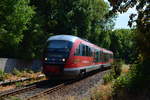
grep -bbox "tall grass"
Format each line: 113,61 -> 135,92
103,60 -> 123,84
0,69 -> 5,81
89,60 -> 124,100
112,59 -> 150,100
90,83 -> 112,100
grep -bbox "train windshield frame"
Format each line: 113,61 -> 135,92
47,40 -> 73,49
44,40 -> 73,58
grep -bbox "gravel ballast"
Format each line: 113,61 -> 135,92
36,70 -> 109,100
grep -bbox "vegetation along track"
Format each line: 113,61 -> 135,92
0,69 -> 109,100
0,74 -> 45,86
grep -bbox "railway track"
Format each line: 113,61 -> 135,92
0,80 -> 66,100
26,83 -> 65,100
0,80 -> 51,100
0,84 -> 37,99
0,69 -> 109,100
26,69 -> 109,100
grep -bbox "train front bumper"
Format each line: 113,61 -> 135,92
43,68 -> 80,79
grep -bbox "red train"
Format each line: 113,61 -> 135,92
42,35 -> 113,79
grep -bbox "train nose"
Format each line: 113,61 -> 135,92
43,64 -> 65,75
43,65 -> 61,73
43,57 -> 67,64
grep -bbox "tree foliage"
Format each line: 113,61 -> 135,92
30,0 -> 111,39
110,29 -> 138,63
0,0 -> 35,57
108,0 -> 150,95
0,0 -> 137,64
108,0 -> 150,60
0,0 -> 116,59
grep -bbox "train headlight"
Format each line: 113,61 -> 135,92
45,58 -> 48,61
62,58 -> 65,62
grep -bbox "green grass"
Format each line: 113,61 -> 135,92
9,96 -> 22,100
0,69 -> 5,81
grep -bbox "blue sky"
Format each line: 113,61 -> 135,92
104,0 -> 137,29
114,7 -> 137,29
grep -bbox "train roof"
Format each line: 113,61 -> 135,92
48,35 -> 113,54
47,35 -> 80,42
102,48 -> 113,54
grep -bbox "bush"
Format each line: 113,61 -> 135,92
9,96 -> 21,100
90,84 -> 112,100
113,74 -> 130,89
0,69 -> 5,81
15,82 -> 22,87
128,59 -> 150,90
24,69 -> 34,74
103,72 -> 114,84
103,60 -> 123,84
112,58 -> 150,99
12,68 -> 22,77
112,59 -> 123,78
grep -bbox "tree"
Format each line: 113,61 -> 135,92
108,0 -> 150,60
0,0 -> 116,59
109,29 -> 138,63
30,0 -> 111,38
0,0 -> 35,57
108,0 -> 150,95
21,0 -> 114,59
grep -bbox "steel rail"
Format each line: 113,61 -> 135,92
25,70 -> 109,100
0,70 -> 109,100
0,85 -> 37,99
26,83 -> 65,100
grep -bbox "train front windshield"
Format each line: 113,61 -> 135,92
44,40 -> 73,58
47,40 -> 72,49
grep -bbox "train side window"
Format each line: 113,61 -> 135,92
100,51 -> 103,62
86,46 -> 88,56
99,51 -> 100,62
74,46 -> 79,56
107,54 -> 110,61
110,54 -> 113,59
104,53 -> 109,62
105,53 -> 108,62
106,54 -> 108,62
94,49 -> 97,62
103,53 -> 106,62
79,44 -> 83,56
108,54 -> 111,60
86,45 -> 91,56
90,47 -> 93,57
74,44 -> 81,56
107,54 -> 109,61
83,44 -> 86,56
98,50 -> 100,62
89,47 -> 92,56
104,53 -> 106,62
96,50 -> 99,62
97,51 -> 99,62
